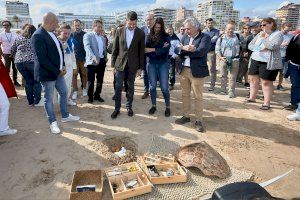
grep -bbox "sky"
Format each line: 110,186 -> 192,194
1,0 -> 300,25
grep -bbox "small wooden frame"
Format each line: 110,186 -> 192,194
70,170 -> 103,200
104,162 -> 153,200
138,156 -> 188,185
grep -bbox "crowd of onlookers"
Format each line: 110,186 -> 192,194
0,11 -> 299,136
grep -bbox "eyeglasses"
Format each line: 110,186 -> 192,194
260,24 -> 267,27
2,24 -> 10,27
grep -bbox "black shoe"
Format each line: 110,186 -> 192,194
277,85 -> 284,91
284,104 -> 297,111
112,95 -> 116,100
148,106 -> 156,115
88,98 -> 93,104
195,121 -> 204,132
175,116 -> 190,125
127,108 -> 133,117
111,110 -> 120,119
169,85 -> 174,91
94,96 -> 104,102
141,91 -> 149,99
244,82 -> 250,87
165,108 -> 171,117
14,81 -> 21,87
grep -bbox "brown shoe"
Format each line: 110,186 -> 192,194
141,91 -> 149,99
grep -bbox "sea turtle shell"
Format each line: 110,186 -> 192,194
176,142 -> 231,179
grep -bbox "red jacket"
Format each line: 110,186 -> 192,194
0,60 -> 17,98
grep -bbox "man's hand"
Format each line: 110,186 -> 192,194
92,57 -> 98,65
182,45 -> 196,52
188,45 -> 196,52
182,45 -> 190,51
59,69 -> 67,76
163,42 -> 170,48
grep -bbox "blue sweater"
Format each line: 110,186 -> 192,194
146,33 -> 171,64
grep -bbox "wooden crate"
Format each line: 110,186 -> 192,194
137,156 -> 188,185
104,162 -> 153,200
70,170 -> 103,200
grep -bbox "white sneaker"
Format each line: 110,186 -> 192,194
0,128 -> 17,136
61,114 -> 80,123
35,97 -> 45,107
50,121 -> 61,134
287,113 -> 300,121
68,99 -> 76,106
82,89 -> 87,97
72,91 -> 78,100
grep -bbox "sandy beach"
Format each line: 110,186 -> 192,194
0,65 -> 300,200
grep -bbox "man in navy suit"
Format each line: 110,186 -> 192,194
174,18 -> 211,132
31,12 -> 80,134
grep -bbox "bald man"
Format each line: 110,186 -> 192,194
31,12 -> 80,134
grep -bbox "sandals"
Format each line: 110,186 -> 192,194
260,105 -> 270,110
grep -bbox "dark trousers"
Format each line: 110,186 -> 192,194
113,74 -> 128,93
168,57 -> 176,86
15,61 -> 42,105
3,54 -> 18,83
114,64 -> 136,111
237,57 -> 249,83
143,55 -> 149,92
87,58 -> 106,100
289,62 -> 300,106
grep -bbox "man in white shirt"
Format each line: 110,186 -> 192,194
0,20 -> 20,86
111,11 -> 145,119
31,12 -> 80,134
83,20 -> 107,103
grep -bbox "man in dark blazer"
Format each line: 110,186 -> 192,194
174,17 -> 211,132
111,11 -> 145,119
31,12 -> 80,134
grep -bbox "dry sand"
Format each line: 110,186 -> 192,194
0,66 -> 300,200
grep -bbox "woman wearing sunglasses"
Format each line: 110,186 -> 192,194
246,18 -> 283,110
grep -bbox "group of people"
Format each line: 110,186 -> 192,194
0,11 -> 300,136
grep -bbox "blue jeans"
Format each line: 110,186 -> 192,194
147,62 -> 170,107
15,61 -> 42,105
143,57 -> 149,92
41,75 -> 69,124
168,58 -> 176,86
289,62 -> 300,107
114,64 -> 136,111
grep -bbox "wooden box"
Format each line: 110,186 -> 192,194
70,170 -> 103,200
137,155 -> 188,185
104,162 -> 153,200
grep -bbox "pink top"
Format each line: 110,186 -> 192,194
0,31 -> 17,54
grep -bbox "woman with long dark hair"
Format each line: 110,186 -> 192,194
11,24 -> 42,106
145,17 -> 171,117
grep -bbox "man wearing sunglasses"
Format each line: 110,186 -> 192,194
0,20 -> 20,86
